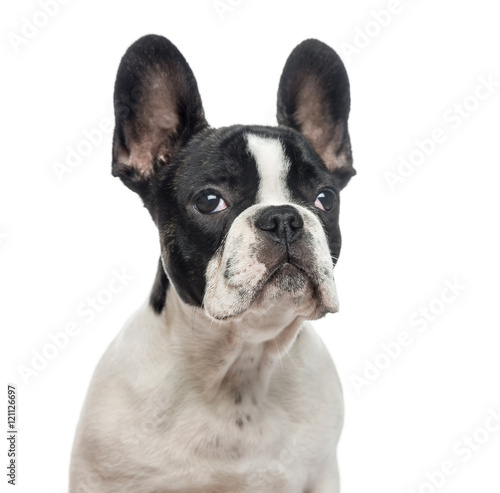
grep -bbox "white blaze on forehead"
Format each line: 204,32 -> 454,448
247,134 -> 291,204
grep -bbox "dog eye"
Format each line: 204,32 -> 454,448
194,192 -> 227,214
314,190 -> 336,212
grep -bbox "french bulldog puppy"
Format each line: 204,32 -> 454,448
69,34 -> 355,493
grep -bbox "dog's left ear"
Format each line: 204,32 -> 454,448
277,39 -> 355,189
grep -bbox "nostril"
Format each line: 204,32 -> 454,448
289,214 -> 304,231
259,216 -> 279,232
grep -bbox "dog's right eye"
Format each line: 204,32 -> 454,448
194,192 -> 228,214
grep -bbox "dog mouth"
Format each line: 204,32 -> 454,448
264,260 -> 307,283
203,237 -> 338,321
253,257 -> 316,298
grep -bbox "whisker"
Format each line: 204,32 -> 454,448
283,343 -> 296,368
274,338 -> 284,372
191,306 -> 196,334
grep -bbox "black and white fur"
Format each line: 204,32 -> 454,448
69,35 -> 355,493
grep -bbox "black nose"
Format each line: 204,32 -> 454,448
255,205 -> 304,245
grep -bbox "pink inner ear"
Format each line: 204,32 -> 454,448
119,73 -> 181,177
128,143 -> 155,177
294,76 -> 348,173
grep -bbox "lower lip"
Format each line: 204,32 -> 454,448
267,262 -> 307,282
280,262 -> 300,273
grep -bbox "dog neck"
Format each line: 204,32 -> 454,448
161,285 -> 304,403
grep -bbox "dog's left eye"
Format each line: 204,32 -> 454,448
314,190 -> 336,212
194,192 -> 228,214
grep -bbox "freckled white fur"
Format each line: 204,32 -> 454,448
70,291 -> 343,492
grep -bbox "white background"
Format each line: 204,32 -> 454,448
2,0 -> 500,491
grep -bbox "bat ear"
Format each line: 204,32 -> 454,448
277,39 -> 355,189
112,35 -> 208,197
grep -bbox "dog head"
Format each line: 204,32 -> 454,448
112,35 -> 355,323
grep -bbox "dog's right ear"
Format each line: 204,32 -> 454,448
112,35 -> 207,198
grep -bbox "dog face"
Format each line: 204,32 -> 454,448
112,35 -> 355,323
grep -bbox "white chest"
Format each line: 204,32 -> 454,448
122,379 -> 338,492
71,308 -> 343,493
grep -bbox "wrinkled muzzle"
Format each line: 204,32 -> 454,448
203,203 -> 339,321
